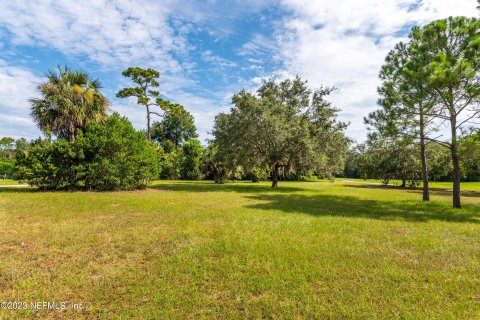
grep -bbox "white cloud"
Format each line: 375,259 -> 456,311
276,0 -> 478,141
1,0 -> 478,143
238,33 -> 279,56
0,60 -> 42,139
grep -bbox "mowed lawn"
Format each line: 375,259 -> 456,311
0,181 -> 479,319
0,179 -> 20,186
341,179 -> 480,192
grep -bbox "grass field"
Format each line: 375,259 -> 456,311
340,178 -> 480,192
0,180 -> 479,319
0,179 -> 20,186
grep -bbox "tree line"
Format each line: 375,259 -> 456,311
0,15 -> 479,209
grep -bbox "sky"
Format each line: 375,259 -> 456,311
0,0 -> 478,144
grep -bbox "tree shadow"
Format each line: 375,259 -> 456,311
244,193 -> 480,224
150,181 -> 305,194
2,181 -> 478,224
0,187 -> 38,193
152,181 -> 480,224
345,183 -> 480,198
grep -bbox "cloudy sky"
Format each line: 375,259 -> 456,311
0,0 -> 478,143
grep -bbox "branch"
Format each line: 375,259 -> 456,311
456,111 -> 480,129
425,137 -> 451,149
149,111 -> 164,117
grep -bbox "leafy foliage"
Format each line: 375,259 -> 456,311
181,139 -> 203,180
459,131 -> 480,181
200,144 -> 227,183
15,113 -> 160,190
117,67 -> 168,141
29,66 -> 109,142
359,135 -> 421,186
212,77 -> 349,187
0,137 -> 28,178
367,17 -> 480,208
151,104 -> 198,149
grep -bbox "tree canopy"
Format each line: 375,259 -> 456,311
151,103 -> 197,150
15,113 -> 160,190
212,77 -> 349,187
29,66 -> 109,142
117,67 -> 169,141
367,16 -> 480,208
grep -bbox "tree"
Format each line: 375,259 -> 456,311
0,137 -> 15,178
181,139 -> 203,180
15,113 -> 160,190
344,144 -> 365,179
116,67 -> 168,141
360,134 -> 422,187
366,39 -> 437,201
0,137 -> 15,159
212,77 -> 349,188
407,17 -> 480,208
459,130 -> 480,181
159,145 -> 183,180
426,142 -> 452,181
29,66 -> 109,142
200,144 -> 228,183
151,104 -> 197,148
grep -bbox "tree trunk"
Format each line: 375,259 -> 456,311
271,163 -> 279,188
450,116 -> 461,209
401,179 -> 406,188
419,112 -> 430,201
68,122 -> 75,142
451,145 -> 461,209
146,106 -> 151,141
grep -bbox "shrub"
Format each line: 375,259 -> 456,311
159,147 -> 183,180
181,139 -> 203,180
15,113 -> 160,191
249,166 -> 270,182
298,175 -> 320,182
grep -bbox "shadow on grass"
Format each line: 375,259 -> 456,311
345,183 -> 480,198
150,181 -> 306,194
0,187 -> 38,193
244,193 -> 480,224
154,181 -> 480,224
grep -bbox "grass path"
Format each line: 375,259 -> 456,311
0,181 -> 479,319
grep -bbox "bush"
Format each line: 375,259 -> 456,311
298,175 -> 320,182
214,169 -> 228,184
249,166 -> 270,182
181,139 -> 203,180
159,147 -> 183,180
15,113 -> 160,190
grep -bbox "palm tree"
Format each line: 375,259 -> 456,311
29,66 -> 109,142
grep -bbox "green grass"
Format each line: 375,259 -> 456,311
0,181 -> 479,319
0,179 -> 20,185
340,178 -> 480,192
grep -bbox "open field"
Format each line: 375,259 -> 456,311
0,180 -> 479,319
0,179 -> 19,186
340,179 -> 480,192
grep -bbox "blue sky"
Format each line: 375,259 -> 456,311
0,0 -> 477,143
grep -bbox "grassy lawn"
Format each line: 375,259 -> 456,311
0,181 -> 479,319
0,179 -> 20,186
340,178 -> 480,192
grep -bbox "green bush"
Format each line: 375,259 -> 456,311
249,166 -> 269,182
159,146 -> 183,180
15,113 -> 160,191
181,139 -> 203,180
298,175 -> 320,182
